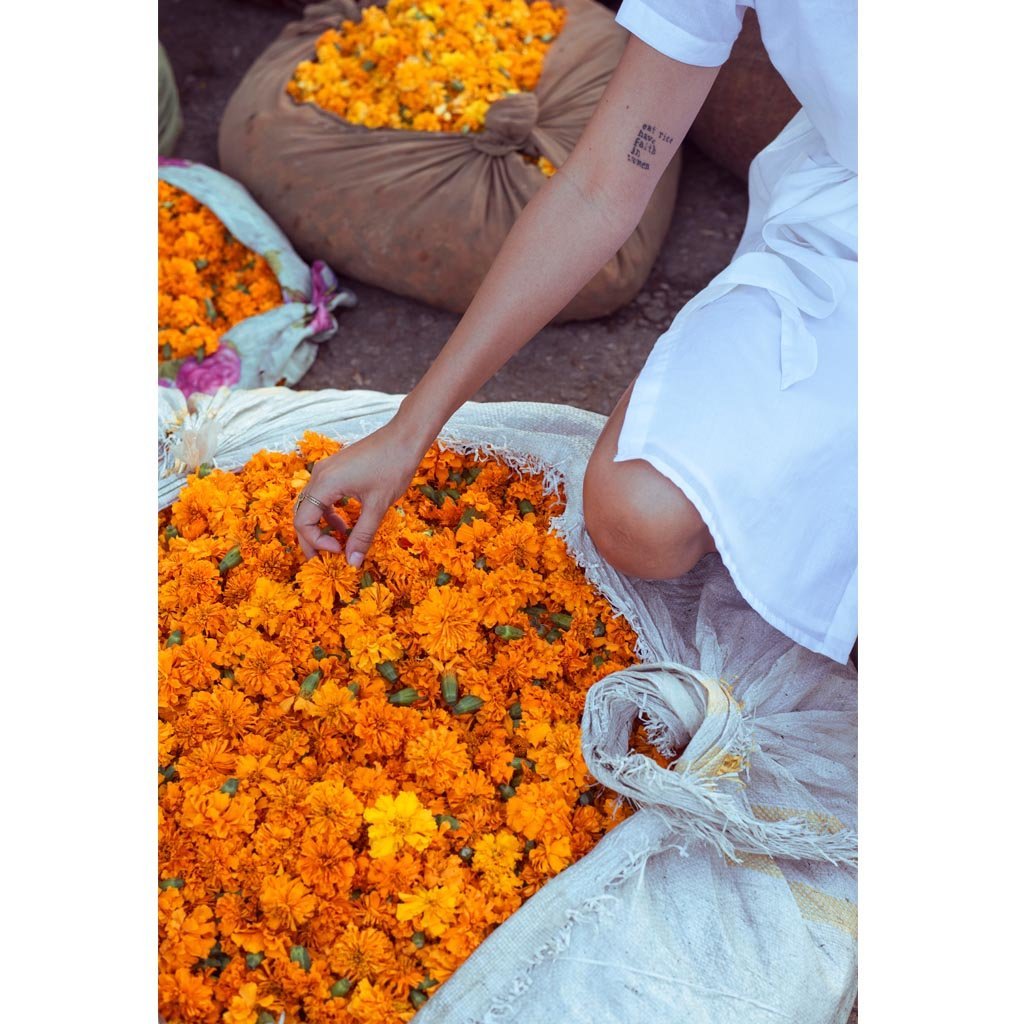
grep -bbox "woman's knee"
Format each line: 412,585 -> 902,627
582,452 -> 713,579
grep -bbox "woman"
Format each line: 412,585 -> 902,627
293,0 -> 858,664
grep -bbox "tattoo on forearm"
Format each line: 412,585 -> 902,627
627,123 -> 673,170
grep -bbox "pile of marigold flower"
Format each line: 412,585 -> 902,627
158,434 -> 640,1024
287,0 -> 565,175
159,181 -> 283,367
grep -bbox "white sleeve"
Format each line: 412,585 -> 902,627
614,0 -> 748,67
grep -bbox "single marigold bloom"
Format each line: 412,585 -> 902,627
296,552 -> 359,609
363,790 -> 437,859
346,977 -> 411,1024
395,883 -> 459,938
259,872 -> 318,931
410,584 -> 481,660
328,923 -> 394,981
297,829 -> 357,897
402,726 -> 472,786
304,778 -> 365,841
158,966 -> 217,1024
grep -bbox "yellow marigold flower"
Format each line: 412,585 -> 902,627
472,830 -> 521,877
363,790 -> 437,859
395,883 -> 459,937
259,872 -> 318,931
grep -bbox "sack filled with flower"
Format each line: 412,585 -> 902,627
159,159 -> 357,398
158,427 -> 653,1023
158,386 -> 857,1024
217,0 -> 681,322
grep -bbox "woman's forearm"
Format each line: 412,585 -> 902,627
391,166 -> 641,447
389,37 -> 720,450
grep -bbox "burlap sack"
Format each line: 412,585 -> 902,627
689,10 -> 800,181
218,0 -> 681,322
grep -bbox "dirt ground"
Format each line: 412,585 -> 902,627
158,2 -> 856,1019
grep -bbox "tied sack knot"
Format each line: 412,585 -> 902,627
472,91 -> 539,156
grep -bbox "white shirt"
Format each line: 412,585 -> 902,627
614,0 -> 857,172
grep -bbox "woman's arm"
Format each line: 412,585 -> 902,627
296,37 -> 721,563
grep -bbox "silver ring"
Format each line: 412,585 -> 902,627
296,490 -> 330,514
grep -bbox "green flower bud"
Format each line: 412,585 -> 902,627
197,462 -> 213,478
163,524 -> 180,539
435,570 -> 452,587
593,617 -> 607,637
410,990 -> 428,1009
452,695 -> 484,715
550,612 -> 572,630
458,846 -> 475,863
441,672 -> 459,705
507,701 -> 522,720
159,877 -> 184,890
493,624 -> 524,640
299,669 -> 323,698
498,784 -> 517,801
330,978 -> 352,998
518,499 -> 535,515
376,661 -> 399,684
218,546 -> 242,574
411,931 -> 426,949
220,778 -> 239,796
245,951 -> 264,969
388,687 -> 420,706
289,944 -> 311,971
165,630 -> 183,648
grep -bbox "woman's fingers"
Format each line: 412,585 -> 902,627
344,496 -> 388,568
294,497 -> 331,559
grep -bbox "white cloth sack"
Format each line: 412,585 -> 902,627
158,386 -> 858,1024
158,160 -> 357,394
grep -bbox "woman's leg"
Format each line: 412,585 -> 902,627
582,381 -> 716,579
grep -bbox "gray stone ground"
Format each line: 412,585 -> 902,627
158,1 -> 856,1019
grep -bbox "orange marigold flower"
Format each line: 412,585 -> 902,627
304,779 -> 365,842
328,923 -> 394,981
174,636 -> 222,689
158,966 -> 217,1024
296,552 -> 359,610
410,584 -> 481,660
528,833 -> 573,875
259,872 -> 318,931
363,790 -> 436,859
402,726 -> 472,787
296,829 -> 357,898
346,977 -> 410,1024
233,636 -> 294,698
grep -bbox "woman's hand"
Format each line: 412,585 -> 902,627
293,418 -> 429,565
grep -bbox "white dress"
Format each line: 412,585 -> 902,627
613,0 -> 858,663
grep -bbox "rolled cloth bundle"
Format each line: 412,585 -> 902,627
217,0 -> 682,322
